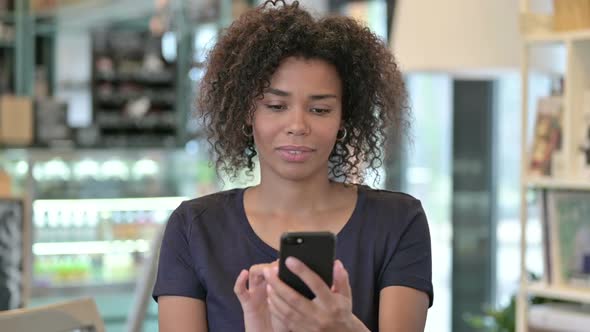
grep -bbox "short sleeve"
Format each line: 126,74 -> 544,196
152,207 -> 206,302
379,200 -> 434,307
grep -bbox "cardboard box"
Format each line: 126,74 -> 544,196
554,0 -> 590,31
0,95 -> 33,145
0,170 -> 10,196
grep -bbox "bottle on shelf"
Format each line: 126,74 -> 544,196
98,210 -> 113,241
87,209 -> 99,242
34,210 -> 47,243
47,209 -> 60,242
61,209 -> 73,243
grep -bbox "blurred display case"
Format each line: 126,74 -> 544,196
0,145 -> 218,298
31,196 -> 181,297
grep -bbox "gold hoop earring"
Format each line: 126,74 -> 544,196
242,125 -> 253,138
336,127 -> 347,141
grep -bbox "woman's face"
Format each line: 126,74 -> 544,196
252,56 -> 343,182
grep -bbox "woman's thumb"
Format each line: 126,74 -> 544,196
332,260 -> 352,298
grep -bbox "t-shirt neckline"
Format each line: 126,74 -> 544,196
236,184 -> 366,259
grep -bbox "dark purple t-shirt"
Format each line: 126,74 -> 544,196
152,185 -> 433,331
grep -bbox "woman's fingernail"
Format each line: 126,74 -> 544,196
286,256 -> 299,268
336,260 -> 343,269
263,268 -> 270,278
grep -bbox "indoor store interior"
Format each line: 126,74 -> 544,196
1,1 -> 590,331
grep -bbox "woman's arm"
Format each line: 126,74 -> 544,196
158,296 -> 208,332
379,286 -> 429,332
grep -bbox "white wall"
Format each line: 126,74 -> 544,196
55,32 -> 92,127
392,0 -> 522,73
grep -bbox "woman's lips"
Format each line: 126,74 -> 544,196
276,146 -> 315,162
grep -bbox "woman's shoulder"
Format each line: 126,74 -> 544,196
360,185 -> 422,209
357,185 -> 426,227
159,189 -> 248,259
171,188 -> 245,224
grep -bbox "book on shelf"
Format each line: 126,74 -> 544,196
546,190 -> 590,288
529,302 -> 590,332
529,96 -> 563,178
576,90 -> 590,179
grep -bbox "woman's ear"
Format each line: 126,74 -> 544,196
243,111 -> 254,136
246,105 -> 256,126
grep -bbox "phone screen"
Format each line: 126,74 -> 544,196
278,231 -> 335,299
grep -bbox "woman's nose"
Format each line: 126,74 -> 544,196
286,107 -> 310,136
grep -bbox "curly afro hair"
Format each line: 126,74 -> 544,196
198,0 -> 410,183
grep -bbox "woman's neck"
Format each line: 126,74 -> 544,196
250,174 -> 337,217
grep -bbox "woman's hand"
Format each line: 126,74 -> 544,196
234,261 -> 289,332
264,258 -> 369,332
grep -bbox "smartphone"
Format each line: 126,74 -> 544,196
278,231 -> 336,299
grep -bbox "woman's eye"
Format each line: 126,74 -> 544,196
266,104 -> 287,111
310,108 -> 330,114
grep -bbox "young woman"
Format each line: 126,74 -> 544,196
153,1 -> 433,331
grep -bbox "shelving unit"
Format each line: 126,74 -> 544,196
517,1 -> 590,331
1,0 -> 56,120
0,0 -> 47,97
1,145 -> 217,330
526,282 -> 590,304
524,29 -> 590,44
1,1 -> 226,330
91,25 -> 179,148
525,177 -> 590,190
0,3 -> 16,94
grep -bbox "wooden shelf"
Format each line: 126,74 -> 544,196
525,29 -> 590,45
525,177 -> 590,190
526,282 -> 590,304
524,32 -> 568,45
95,71 -> 174,84
519,7 -> 590,332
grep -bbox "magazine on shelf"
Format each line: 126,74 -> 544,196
547,190 -> 590,288
529,96 -> 563,177
540,190 -> 552,284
